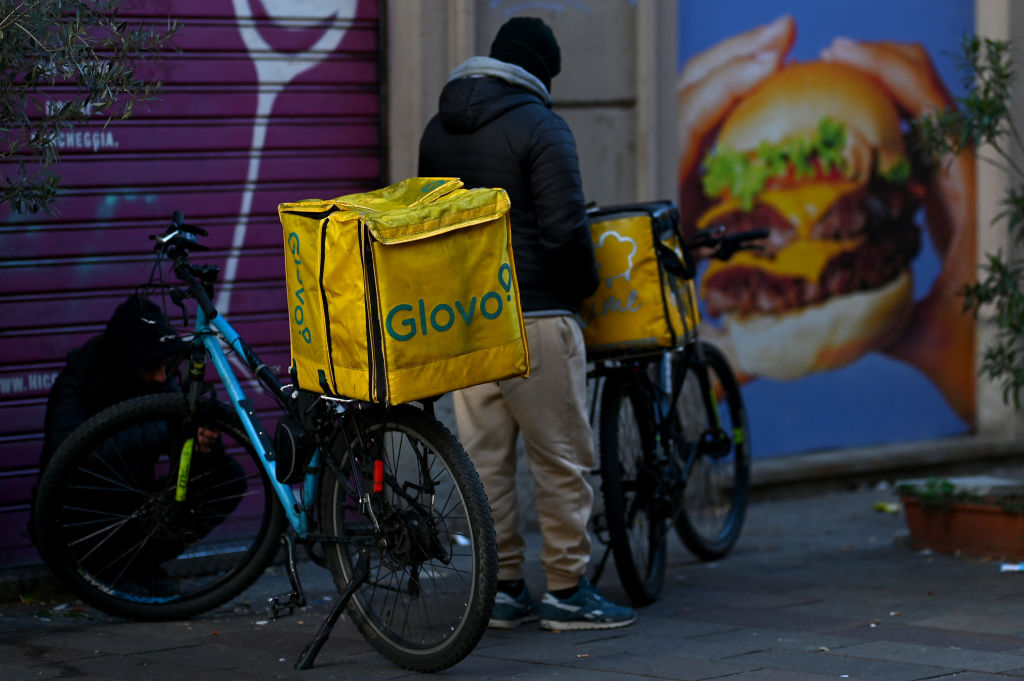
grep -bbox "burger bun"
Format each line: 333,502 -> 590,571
725,270 -> 913,380
717,61 -> 905,159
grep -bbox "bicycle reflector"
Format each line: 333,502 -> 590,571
373,460 -> 384,493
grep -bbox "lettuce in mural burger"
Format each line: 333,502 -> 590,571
697,61 -> 924,380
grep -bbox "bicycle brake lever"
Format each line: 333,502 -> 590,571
179,222 -> 208,238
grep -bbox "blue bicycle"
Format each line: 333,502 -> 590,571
32,213 -> 497,672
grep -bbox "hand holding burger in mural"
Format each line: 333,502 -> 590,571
678,16 -> 976,422
820,37 -> 976,420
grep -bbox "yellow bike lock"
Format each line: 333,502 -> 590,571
176,437 -> 195,501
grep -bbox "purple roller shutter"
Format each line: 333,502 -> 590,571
0,0 -> 382,567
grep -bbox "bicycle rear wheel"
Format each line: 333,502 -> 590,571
32,393 -> 286,620
318,405 -> 496,673
598,369 -> 667,606
673,341 -> 750,560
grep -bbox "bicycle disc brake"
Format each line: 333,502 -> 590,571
374,502 -> 450,571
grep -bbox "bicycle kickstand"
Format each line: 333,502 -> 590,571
268,533 -> 306,619
294,550 -> 370,671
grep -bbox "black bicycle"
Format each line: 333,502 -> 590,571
591,225 -> 765,606
32,213 -> 497,672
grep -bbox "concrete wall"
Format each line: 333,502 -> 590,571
385,0 -> 677,205
976,0 -> 1024,439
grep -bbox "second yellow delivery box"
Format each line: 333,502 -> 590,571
579,201 -> 700,358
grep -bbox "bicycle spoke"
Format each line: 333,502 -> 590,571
673,342 -> 750,560
34,394 -> 285,618
318,405 -> 495,671
599,371 -> 666,606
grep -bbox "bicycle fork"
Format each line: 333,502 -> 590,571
691,345 -> 734,460
172,347 -> 209,519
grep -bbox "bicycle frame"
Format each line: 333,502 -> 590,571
177,297 -> 487,672
591,343 -> 725,458
190,306 -> 320,537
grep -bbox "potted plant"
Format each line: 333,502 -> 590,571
898,478 -> 1024,560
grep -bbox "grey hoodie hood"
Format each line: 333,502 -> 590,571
438,56 -> 552,134
448,56 -> 552,103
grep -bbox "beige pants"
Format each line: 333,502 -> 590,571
454,315 -> 595,592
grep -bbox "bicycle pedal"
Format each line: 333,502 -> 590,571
267,592 -> 304,619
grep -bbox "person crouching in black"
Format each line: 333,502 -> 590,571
33,294 -> 246,588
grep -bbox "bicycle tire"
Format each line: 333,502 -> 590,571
598,370 -> 667,607
673,341 -> 751,560
318,405 -> 497,673
32,393 -> 287,620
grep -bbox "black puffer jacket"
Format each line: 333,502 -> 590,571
418,75 -> 599,312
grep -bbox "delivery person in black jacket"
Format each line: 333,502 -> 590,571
418,17 -> 635,631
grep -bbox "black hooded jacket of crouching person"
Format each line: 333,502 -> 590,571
38,292 -> 189,466
32,294 -> 246,563
40,294 -> 187,469
417,58 -> 599,313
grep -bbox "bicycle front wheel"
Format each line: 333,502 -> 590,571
673,341 -> 751,560
318,405 -> 497,673
598,369 -> 667,607
32,393 -> 286,620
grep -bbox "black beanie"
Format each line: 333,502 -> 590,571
101,294 -> 185,371
489,17 -> 561,91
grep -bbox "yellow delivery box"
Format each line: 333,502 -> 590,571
579,201 -> 700,358
279,177 -> 529,404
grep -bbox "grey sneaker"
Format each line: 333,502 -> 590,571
537,577 -> 636,631
489,588 -> 538,629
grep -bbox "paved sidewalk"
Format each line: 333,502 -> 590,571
3,484 -> 1024,680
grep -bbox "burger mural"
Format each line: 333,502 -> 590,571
678,1 -> 976,457
699,62 -> 922,381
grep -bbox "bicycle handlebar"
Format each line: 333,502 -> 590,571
687,226 -> 768,262
147,212 -> 297,413
152,211 -> 219,319
174,262 -> 219,320
171,210 -> 209,238
153,212 -> 209,252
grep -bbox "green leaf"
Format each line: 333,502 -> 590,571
0,0 -> 179,213
701,115 -> 905,210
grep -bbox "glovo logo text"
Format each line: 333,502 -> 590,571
286,232 -> 313,344
385,264 -> 515,342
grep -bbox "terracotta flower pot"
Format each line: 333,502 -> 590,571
901,496 -> 1024,561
